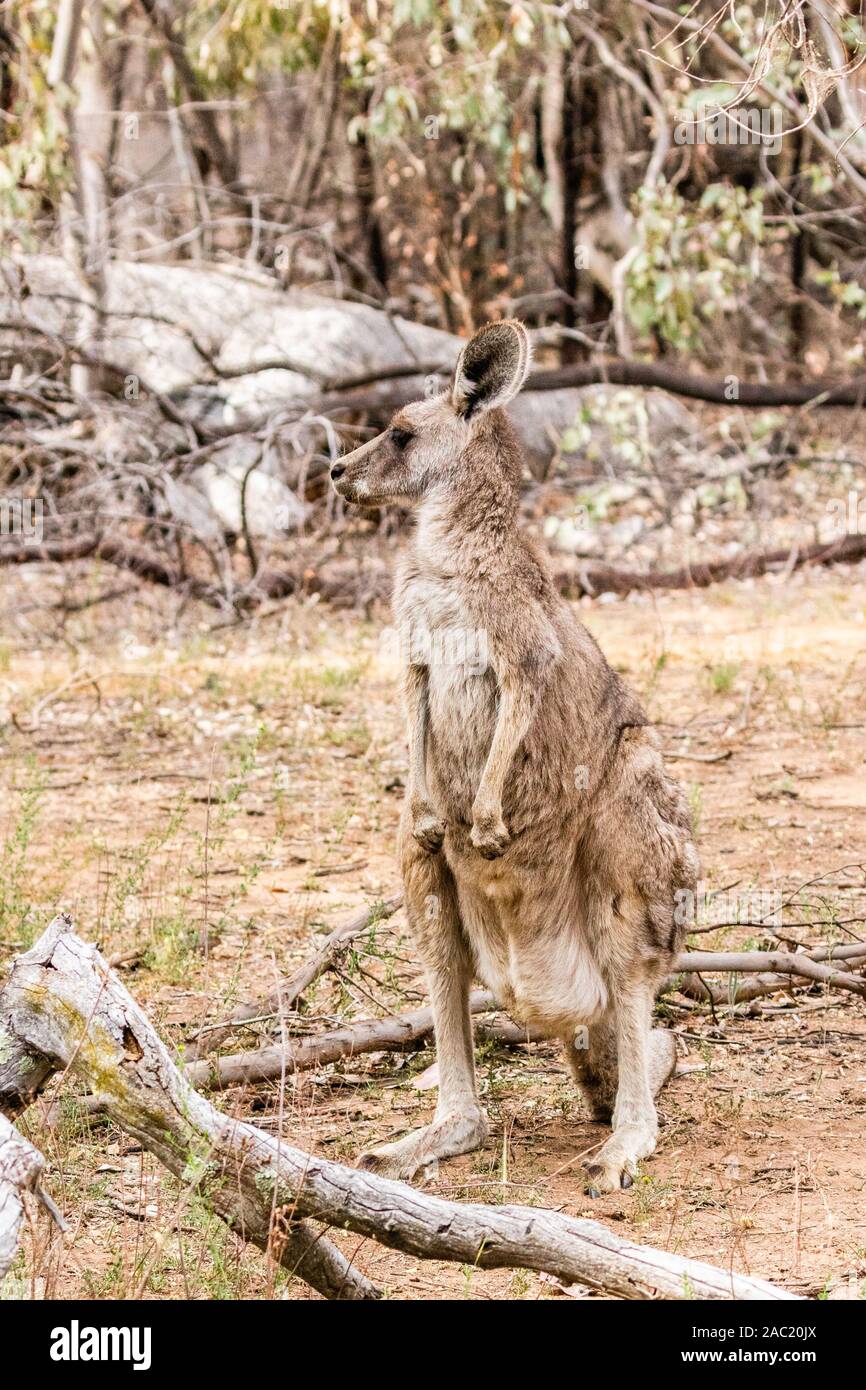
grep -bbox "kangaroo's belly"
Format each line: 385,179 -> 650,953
450,854 -> 608,1032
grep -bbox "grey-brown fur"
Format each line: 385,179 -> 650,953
330,320 -> 699,1192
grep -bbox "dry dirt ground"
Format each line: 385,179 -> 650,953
1,555 -> 865,1301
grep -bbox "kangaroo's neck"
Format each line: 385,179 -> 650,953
414,411 -> 523,572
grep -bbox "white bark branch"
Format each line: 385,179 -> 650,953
0,1115 -> 47,1281
0,918 -> 799,1300
675,950 -> 866,998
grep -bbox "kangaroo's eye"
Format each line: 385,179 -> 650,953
390,428 -> 413,449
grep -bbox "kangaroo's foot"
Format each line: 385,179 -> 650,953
357,1106 -> 488,1182
582,1118 -> 659,1195
411,804 -> 446,854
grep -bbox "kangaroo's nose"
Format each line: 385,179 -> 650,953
330,463 -> 346,481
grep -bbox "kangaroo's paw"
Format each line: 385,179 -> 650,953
582,1121 -> 658,1196
470,813 -> 510,860
412,807 -> 446,853
356,1108 -> 488,1183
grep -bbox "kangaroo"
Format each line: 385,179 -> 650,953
330,320 -> 699,1193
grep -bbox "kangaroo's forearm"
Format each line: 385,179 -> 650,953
405,666 -> 432,807
475,681 -> 534,811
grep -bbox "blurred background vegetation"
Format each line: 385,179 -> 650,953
3,0 -> 865,369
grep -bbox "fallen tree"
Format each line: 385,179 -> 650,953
0,1116 -> 51,1282
185,990 -> 543,1090
5,527 -> 866,614
0,916 -> 799,1300
674,949 -> 866,999
559,532 -> 866,600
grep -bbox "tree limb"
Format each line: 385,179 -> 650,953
322,357 -> 866,410
675,950 -> 866,998
0,1115 -> 49,1281
187,894 -> 404,1059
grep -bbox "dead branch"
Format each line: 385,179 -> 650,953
137,0 -> 237,189
675,950 -> 866,998
186,892 -> 866,1079
186,989 -> 515,1089
186,943 -> 863,1088
0,916 -> 377,1300
5,529 -> 866,612
0,917 -> 799,1300
323,358 -> 866,410
187,894 -> 404,1060
0,1115 -> 49,1281
674,973 -> 804,1007
559,532 -> 866,599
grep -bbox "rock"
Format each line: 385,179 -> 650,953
194,462 -> 306,537
4,256 -> 699,474
157,476 -> 223,542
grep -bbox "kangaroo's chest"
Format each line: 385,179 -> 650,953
394,570 -> 497,778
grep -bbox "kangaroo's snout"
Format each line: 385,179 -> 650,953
330,463 -> 346,480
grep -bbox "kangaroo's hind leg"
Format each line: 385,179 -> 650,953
564,1020 -> 676,1124
579,978 -> 674,1194
356,822 -> 488,1181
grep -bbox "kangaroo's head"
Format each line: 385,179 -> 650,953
330,319 -> 531,507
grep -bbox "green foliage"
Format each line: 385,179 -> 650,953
814,263 -> 866,319
186,0 -> 553,197
0,760 -> 45,945
626,182 -> 768,351
0,2 -> 70,230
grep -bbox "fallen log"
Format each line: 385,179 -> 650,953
0,917 -> 378,1301
559,532 -> 866,599
675,950 -> 866,998
185,989 -> 542,1089
5,530 -> 866,611
0,917 -> 799,1300
0,534 -> 226,607
674,972 -> 805,1007
0,1115 -> 49,1281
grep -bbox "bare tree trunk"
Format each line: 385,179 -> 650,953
349,93 -> 389,297
47,0 -> 83,86
48,0 -> 111,395
138,0 -> 237,188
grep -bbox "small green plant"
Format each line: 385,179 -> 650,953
709,661 -> 738,695
688,783 -> 703,836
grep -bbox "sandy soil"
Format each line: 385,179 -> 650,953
1,555 -> 865,1300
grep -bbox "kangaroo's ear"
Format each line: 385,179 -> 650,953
451,319 -> 531,420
